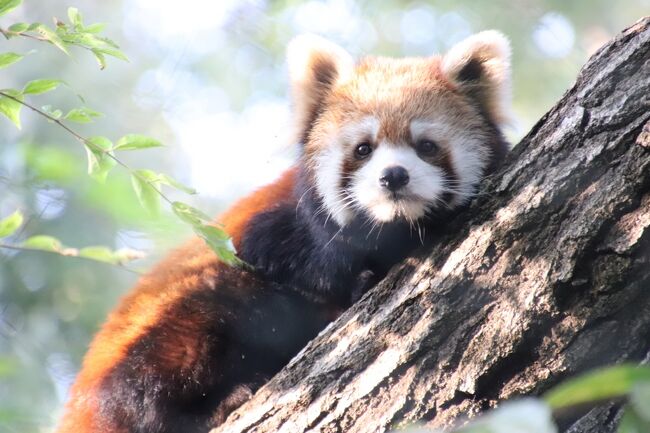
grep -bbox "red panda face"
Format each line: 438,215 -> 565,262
288,33 -> 511,227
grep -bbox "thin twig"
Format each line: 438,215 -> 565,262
0,27 -> 95,53
0,243 -> 143,274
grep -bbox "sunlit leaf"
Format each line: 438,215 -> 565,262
85,136 -> 115,182
7,22 -> 28,33
22,235 -> 62,252
172,202 -> 211,226
33,24 -> 69,54
83,23 -> 106,34
41,105 -> 63,120
95,34 -> 120,49
67,7 -> 82,27
91,49 -> 106,69
114,134 -> 162,150
78,246 -> 116,264
0,89 -> 23,129
64,106 -> 102,123
545,365 -> 650,409
0,52 -> 23,69
94,47 -> 129,62
131,171 -> 161,215
132,168 -> 159,182
0,210 -> 23,238
0,0 -> 21,17
22,79 -> 62,95
158,175 -> 196,194
86,135 -> 112,152
194,224 -> 239,265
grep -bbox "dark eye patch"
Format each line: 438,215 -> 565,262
339,140 -> 374,191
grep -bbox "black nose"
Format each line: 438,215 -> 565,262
379,166 -> 410,191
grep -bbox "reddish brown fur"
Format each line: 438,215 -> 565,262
57,168 -> 297,433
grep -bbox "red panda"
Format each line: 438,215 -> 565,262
57,31 -> 512,433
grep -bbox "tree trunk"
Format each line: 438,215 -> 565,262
213,17 -> 650,433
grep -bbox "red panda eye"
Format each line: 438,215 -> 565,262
355,142 -> 373,158
416,139 -> 438,155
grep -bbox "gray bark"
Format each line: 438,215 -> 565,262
213,17 -> 650,433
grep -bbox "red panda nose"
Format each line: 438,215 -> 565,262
379,166 -> 410,191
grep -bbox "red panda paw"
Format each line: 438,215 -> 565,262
208,383 -> 258,427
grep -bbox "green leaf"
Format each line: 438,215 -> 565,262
0,89 -> 23,129
0,0 -> 21,17
0,210 -> 23,238
85,136 -> 115,182
78,246 -> 116,264
545,365 -> 650,409
0,52 -> 23,69
7,22 -> 28,33
172,202 -> 211,226
91,49 -> 106,69
22,79 -> 62,95
194,224 -> 230,242
132,168 -> 159,182
41,105 -> 63,119
86,135 -> 112,152
83,23 -> 106,34
22,235 -> 62,252
64,106 -> 102,123
33,24 -> 69,55
131,171 -> 161,215
194,224 -> 239,265
158,174 -> 196,194
67,7 -> 82,27
94,47 -> 129,62
114,134 -> 162,151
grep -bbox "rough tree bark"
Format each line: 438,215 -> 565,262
214,17 -> 650,433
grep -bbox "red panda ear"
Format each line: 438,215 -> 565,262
441,31 -> 512,127
287,35 -> 354,143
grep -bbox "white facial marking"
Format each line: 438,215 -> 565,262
350,144 -> 446,222
314,116 -> 380,226
410,119 -> 489,205
315,116 -> 491,226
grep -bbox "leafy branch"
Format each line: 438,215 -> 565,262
0,210 -> 144,274
0,0 -> 239,265
0,6 -> 126,69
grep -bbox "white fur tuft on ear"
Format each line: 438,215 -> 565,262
287,34 -> 354,143
441,30 -> 512,127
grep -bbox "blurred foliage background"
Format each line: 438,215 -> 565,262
0,0 -> 647,431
